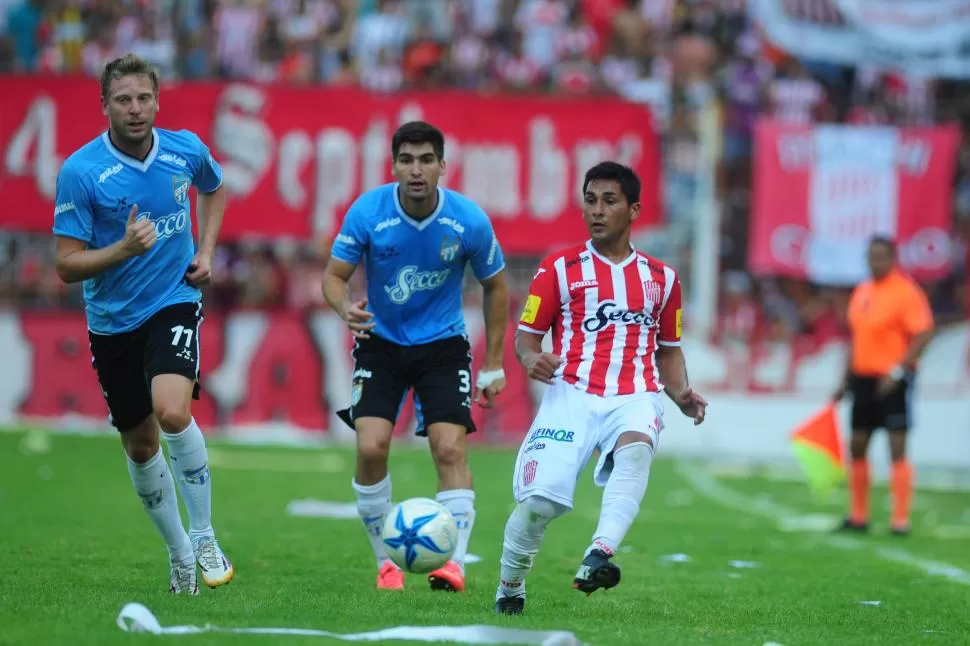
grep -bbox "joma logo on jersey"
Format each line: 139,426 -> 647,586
569,279 -> 598,291
153,210 -> 189,240
375,217 -> 401,232
439,217 -> 465,234
160,153 -> 188,167
582,300 -> 655,333
384,265 -> 450,304
173,175 -> 190,205
527,428 -> 574,443
99,163 -> 123,184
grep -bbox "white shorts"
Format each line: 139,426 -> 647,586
512,380 -> 664,509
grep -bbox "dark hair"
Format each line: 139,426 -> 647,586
100,53 -> 159,100
582,161 -> 641,205
869,235 -> 897,257
392,121 -> 445,160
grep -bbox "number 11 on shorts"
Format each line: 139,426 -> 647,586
171,324 -> 193,350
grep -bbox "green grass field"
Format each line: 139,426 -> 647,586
2,428 -> 969,645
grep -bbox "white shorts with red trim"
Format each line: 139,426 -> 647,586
511,379 -> 664,509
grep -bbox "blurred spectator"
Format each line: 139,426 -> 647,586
0,0 -> 965,351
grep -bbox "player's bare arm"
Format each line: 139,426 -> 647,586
184,184 -> 226,287
657,345 -> 707,425
322,256 -> 374,339
475,270 -> 510,407
55,204 -> 156,283
514,330 -> 562,384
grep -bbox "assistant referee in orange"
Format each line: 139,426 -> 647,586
834,236 -> 935,535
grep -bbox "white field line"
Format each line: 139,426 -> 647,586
675,462 -> 970,586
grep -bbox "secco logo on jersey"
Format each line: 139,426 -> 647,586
582,300 -> 655,333
152,210 -> 189,240
384,265 -> 450,304
527,428 -> 575,443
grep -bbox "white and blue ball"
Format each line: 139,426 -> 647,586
381,497 -> 458,573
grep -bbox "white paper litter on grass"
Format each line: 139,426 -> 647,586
116,603 -> 584,644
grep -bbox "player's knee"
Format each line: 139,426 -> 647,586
153,401 -> 191,434
519,495 -> 567,523
123,434 -> 160,464
357,433 -> 391,466
430,437 -> 466,469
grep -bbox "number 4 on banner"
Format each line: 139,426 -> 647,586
5,96 -> 60,200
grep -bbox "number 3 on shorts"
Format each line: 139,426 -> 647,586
458,369 -> 471,393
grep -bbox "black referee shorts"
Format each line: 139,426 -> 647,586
849,373 -> 915,432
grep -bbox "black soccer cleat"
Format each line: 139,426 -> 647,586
837,517 -> 870,533
572,549 -> 621,596
495,595 -> 525,615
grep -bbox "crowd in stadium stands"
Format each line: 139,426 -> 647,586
1,0 -> 968,350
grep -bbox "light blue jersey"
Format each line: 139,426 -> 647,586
331,183 -> 505,346
52,128 -> 223,335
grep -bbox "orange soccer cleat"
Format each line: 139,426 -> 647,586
428,560 -> 465,592
377,561 -> 405,590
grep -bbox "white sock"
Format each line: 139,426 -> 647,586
496,496 -> 567,599
586,442 -> 653,557
162,418 -> 213,544
128,448 -> 193,563
436,489 -> 475,573
353,475 -> 392,568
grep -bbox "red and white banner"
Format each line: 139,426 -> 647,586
750,120 -> 961,286
0,77 -> 661,253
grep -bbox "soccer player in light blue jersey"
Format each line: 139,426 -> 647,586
52,54 -> 233,595
323,121 -> 510,592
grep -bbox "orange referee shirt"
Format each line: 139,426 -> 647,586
847,269 -> 934,377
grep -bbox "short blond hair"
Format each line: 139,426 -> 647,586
100,53 -> 160,100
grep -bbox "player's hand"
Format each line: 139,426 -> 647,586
184,252 -> 213,287
522,351 -> 562,385
876,374 -> 899,399
342,298 -> 376,339
672,386 -> 707,425
474,369 -> 506,409
122,205 -> 156,257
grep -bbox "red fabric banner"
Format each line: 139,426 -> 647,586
0,76 -> 661,253
750,119 -> 960,285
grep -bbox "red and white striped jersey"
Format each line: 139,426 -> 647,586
518,241 -> 682,397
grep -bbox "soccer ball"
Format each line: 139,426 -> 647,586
381,497 -> 458,573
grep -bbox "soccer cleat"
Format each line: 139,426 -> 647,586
495,595 -> 525,615
837,518 -> 870,533
169,558 -> 199,595
428,560 -> 465,592
572,549 -> 621,596
377,561 -> 405,590
194,536 -> 234,588
891,523 -> 911,537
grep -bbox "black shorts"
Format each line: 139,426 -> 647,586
849,373 -> 914,431
336,334 -> 476,437
89,302 -> 203,432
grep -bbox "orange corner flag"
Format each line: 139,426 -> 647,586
791,403 -> 846,498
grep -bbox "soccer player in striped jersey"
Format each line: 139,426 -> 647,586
494,161 -> 708,615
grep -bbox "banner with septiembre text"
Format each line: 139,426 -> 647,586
0,76 -> 661,254
750,120 -> 960,286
